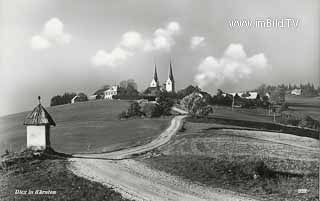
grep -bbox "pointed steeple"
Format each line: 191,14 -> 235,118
168,59 -> 174,81
150,63 -> 160,88
166,59 -> 175,93
153,64 -> 158,82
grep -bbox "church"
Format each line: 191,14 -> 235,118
144,60 -> 175,97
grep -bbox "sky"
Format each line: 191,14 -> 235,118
0,0 -> 319,116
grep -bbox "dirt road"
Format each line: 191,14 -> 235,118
73,115 -> 187,160
69,115 -> 258,201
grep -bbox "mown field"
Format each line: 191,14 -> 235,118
0,100 -> 170,154
143,121 -> 319,201
286,95 -> 320,121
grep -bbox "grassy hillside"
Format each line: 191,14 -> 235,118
286,95 -> 320,121
0,151 -> 132,201
144,121 -> 319,201
0,100 -> 170,154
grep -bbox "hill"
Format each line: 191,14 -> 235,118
0,100 -> 170,154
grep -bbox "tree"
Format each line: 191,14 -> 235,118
77,93 -> 88,102
50,92 -> 77,106
94,85 -> 110,97
157,92 -> 175,116
141,102 -> 162,118
127,102 -> 141,116
127,79 -> 138,90
181,92 -> 213,117
270,87 -> 285,105
176,85 -> 200,99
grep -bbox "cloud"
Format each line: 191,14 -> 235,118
224,43 -> 247,60
92,21 -> 181,67
30,17 -> 71,50
120,31 -> 144,50
190,36 -> 205,49
30,35 -> 51,50
247,53 -> 268,68
92,48 -> 132,67
144,21 -> 181,52
194,43 -> 269,89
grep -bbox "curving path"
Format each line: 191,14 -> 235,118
73,115 -> 187,160
69,115 -> 258,201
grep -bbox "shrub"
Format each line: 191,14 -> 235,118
141,103 -> 162,118
127,102 -> 141,116
118,111 -> 128,119
157,92 -> 175,116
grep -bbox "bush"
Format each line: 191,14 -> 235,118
118,111 -> 128,119
50,92 -> 76,106
141,103 -> 162,118
157,92 -> 175,116
127,102 -> 141,116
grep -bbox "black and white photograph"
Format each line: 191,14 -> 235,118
0,0 -> 319,200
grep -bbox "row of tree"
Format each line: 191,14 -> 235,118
119,92 -> 175,119
50,92 -> 88,106
256,83 -> 320,97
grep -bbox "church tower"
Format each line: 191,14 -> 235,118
150,64 -> 160,88
166,60 -> 175,92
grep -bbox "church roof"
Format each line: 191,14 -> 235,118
168,60 -> 174,81
24,98 -> 56,126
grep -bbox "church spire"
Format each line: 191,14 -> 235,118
150,63 -> 160,88
165,59 -> 175,93
153,64 -> 158,82
168,59 -> 174,81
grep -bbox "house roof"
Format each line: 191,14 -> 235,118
24,104 -> 56,126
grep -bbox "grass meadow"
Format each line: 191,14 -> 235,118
0,100 -> 170,154
286,95 -> 320,121
143,121 -> 319,201
0,152 -> 131,201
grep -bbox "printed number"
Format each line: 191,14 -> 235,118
298,189 -> 308,194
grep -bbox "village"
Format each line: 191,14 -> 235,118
1,58 -> 319,201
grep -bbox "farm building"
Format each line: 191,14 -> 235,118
291,89 -> 302,96
23,97 -> 56,150
104,85 -> 119,99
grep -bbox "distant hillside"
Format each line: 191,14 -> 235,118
0,100 -> 170,154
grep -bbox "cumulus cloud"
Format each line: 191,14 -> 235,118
144,21 -> 181,52
92,21 -> 181,67
92,48 -> 132,67
190,36 -> 205,49
30,17 -> 71,50
120,31 -> 145,50
194,43 -> 269,89
30,35 -> 51,50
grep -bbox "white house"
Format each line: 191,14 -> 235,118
246,92 -> 258,99
23,97 -> 56,150
291,89 -> 302,96
104,85 -> 119,99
